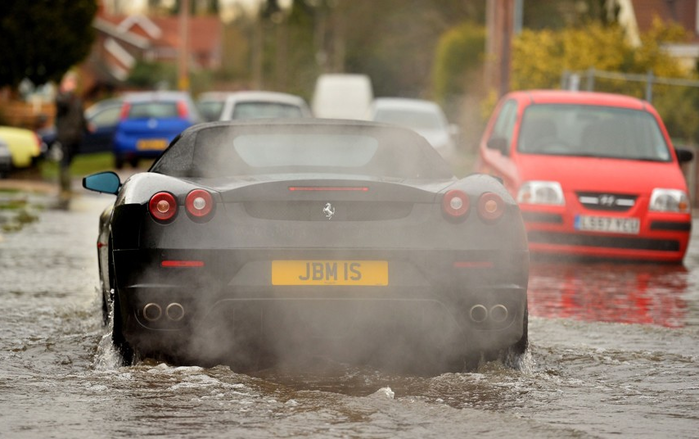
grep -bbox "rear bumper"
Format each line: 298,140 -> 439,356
112,248 -> 529,361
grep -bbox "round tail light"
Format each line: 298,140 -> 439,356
185,189 -> 214,218
149,192 -> 177,222
442,189 -> 470,219
478,192 -> 505,222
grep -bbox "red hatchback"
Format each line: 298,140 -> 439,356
477,90 -> 693,263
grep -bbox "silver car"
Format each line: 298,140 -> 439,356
197,91 -> 313,121
369,97 -> 460,159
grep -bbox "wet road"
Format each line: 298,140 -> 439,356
1,189 -> 698,438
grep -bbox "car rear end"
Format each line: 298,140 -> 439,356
111,174 -> 528,369
113,93 -> 197,168
108,121 -> 528,370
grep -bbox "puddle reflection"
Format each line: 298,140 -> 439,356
528,262 -> 690,328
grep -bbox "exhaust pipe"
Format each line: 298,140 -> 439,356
166,303 -> 185,321
469,304 -> 488,323
143,303 -> 162,322
489,304 -> 508,323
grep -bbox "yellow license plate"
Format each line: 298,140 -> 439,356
137,139 -> 168,150
272,260 -> 388,286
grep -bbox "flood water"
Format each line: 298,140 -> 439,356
1,189 -> 698,438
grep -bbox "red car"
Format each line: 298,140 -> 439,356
477,90 -> 693,263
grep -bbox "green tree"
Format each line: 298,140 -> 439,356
432,23 -> 485,104
511,20 -> 688,91
0,0 -> 98,88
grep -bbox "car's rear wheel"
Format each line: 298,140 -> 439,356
112,292 -> 135,366
509,306 -> 529,355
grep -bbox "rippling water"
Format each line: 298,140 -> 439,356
1,192 -> 698,438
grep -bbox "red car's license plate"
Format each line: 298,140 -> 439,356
575,215 -> 640,234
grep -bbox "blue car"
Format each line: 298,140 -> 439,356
113,91 -> 200,169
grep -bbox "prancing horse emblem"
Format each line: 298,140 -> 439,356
323,202 -> 336,220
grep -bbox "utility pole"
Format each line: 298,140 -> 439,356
485,0 -> 517,98
178,0 -> 190,91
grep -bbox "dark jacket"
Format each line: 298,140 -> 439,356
55,91 -> 87,145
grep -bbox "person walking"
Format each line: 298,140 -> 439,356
54,72 -> 87,208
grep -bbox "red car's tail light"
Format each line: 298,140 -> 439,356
119,103 -> 131,119
442,189 -> 470,218
478,192 -> 505,222
185,189 -> 214,218
177,101 -> 189,118
149,192 -> 177,221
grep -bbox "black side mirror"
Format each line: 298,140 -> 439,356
487,137 -> 510,156
675,146 -> 694,165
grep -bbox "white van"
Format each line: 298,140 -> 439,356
311,74 -> 373,120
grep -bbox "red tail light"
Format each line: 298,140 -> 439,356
442,189 -> 470,218
177,101 -> 189,118
119,103 -> 131,120
149,192 -> 177,221
478,192 -> 505,222
185,189 -> 214,218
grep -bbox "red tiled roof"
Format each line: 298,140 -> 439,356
96,12 -> 222,58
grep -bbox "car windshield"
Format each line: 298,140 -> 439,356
127,102 -> 179,119
151,123 -> 453,180
373,109 -> 444,130
198,101 -> 224,121
231,102 -> 304,119
517,104 -> 671,162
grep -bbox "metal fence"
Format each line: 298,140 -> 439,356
561,68 -> 699,103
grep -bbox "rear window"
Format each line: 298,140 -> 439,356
151,124 -> 453,180
127,102 -> 179,119
233,134 -> 377,167
231,102 -> 304,120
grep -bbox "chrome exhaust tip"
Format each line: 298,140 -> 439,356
469,304 -> 488,323
166,303 -> 185,321
489,304 -> 508,323
143,303 -> 162,322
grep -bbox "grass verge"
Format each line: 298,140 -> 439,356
40,153 -> 116,180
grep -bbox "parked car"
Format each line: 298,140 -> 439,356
369,97 -> 459,159
197,91 -> 312,121
477,90 -> 693,263
0,126 -> 43,170
0,138 -> 12,178
39,98 -> 124,155
113,91 -> 200,169
311,74 -> 373,120
83,119 -> 529,373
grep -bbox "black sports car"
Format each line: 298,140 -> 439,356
83,119 -> 529,373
